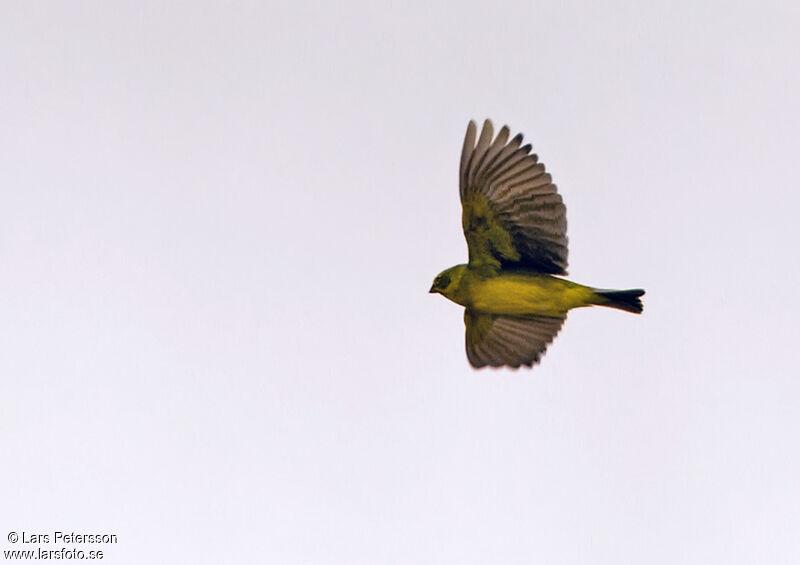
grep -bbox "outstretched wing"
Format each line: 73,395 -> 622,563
464,310 -> 566,369
460,119 -> 568,274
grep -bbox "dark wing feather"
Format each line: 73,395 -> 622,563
464,310 -> 566,369
460,119 -> 568,274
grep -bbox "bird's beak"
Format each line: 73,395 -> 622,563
429,284 -> 437,294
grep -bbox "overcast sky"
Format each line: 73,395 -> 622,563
2,2 -> 799,563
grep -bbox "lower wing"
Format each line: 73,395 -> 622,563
464,310 -> 566,369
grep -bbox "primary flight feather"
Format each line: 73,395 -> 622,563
430,119 -> 644,369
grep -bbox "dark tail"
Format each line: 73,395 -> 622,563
592,288 -> 645,314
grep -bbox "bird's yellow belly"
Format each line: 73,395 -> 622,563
467,274 -> 595,316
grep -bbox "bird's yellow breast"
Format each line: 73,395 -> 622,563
464,272 -> 596,316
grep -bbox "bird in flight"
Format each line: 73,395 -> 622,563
430,119 -> 644,369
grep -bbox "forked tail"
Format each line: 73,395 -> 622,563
592,288 -> 645,314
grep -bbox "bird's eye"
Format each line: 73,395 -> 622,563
439,275 -> 450,288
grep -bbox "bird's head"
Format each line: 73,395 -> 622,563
429,264 -> 467,301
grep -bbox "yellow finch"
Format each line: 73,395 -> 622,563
430,120 -> 644,369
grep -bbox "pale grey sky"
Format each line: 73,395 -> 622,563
2,1 -> 799,563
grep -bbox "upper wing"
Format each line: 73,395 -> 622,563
464,310 -> 566,369
460,119 -> 568,274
